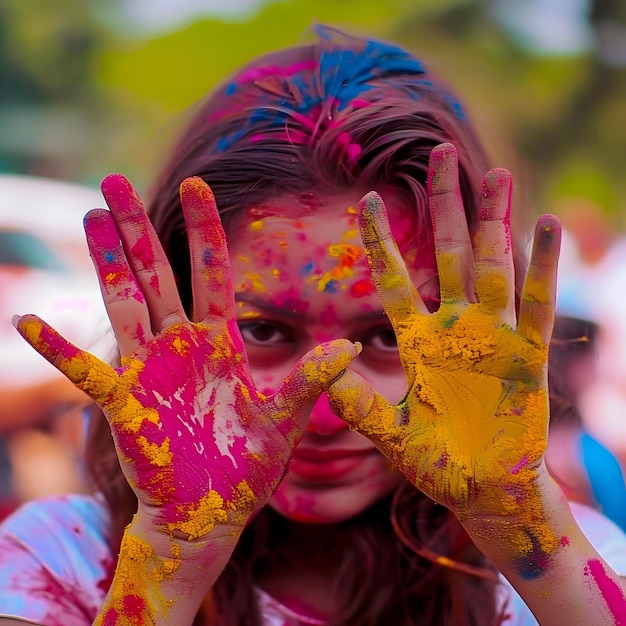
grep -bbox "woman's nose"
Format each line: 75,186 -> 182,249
306,393 -> 349,435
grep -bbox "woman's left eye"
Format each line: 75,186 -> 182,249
363,327 -> 398,352
238,321 -> 291,346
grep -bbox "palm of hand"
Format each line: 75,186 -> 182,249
15,174 -> 358,540
363,303 -> 548,514
328,145 -> 560,520
96,321 -> 296,538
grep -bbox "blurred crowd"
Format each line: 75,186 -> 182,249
0,174 -> 112,519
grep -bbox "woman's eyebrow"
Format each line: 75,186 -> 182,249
234,293 -> 389,322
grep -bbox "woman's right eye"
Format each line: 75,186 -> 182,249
238,321 -> 291,346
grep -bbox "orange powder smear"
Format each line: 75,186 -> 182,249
317,242 -> 363,292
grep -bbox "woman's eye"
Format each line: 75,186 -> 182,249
238,321 -> 290,346
364,327 -> 398,352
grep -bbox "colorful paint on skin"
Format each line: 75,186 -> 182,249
84,210 -> 145,305
95,532 -> 175,625
584,559 -> 626,623
213,25 -> 464,154
14,175 -> 362,619
327,194 -> 559,572
16,309 -> 359,618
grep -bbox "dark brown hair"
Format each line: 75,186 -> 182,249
85,25 -> 528,624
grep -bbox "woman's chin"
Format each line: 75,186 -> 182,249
267,468 -> 403,524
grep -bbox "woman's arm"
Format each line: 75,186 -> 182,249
328,143 -> 626,624
14,175 -> 360,624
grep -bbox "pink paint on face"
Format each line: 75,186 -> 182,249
584,559 -> 626,623
229,192 -> 437,523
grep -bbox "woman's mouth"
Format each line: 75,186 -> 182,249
287,446 -> 378,481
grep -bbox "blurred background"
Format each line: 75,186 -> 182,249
1,0 -> 626,521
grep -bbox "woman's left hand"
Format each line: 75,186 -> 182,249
327,142 -> 561,524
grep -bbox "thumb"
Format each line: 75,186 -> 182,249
327,368 -> 401,452
270,339 -> 361,438
13,314 -> 119,405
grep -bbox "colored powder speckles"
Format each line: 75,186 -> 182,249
316,242 -> 363,293
584,559 -> 626,623
136,434 -> 172,469
513,530 -> 553,580
131,233 -> 155,268
350,278 -> 375,298
299,260 -> 315,277
330,295 -> 556,562
240,272 -> 267,293
169,491 -> 228,540
95,531 -> 178,625
227,480 -> 257,527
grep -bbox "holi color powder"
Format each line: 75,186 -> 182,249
585,559 -> 626,624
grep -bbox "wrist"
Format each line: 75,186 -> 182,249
95,512 -> 241,625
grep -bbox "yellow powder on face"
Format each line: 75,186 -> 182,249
272,268 -> 281,278
250,220 -> 264,231
241,272 -> 267,292
239,311 -> 260,319
171,490 -> 228,540
347,206 -> 357,215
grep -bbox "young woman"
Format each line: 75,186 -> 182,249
1,25 -> 626,626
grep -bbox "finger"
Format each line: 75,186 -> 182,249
517,215 -> 561,346
428,143 -> 474,303
85,209 -> 152,356
180,177 -> 236,322
326,368 -> 402,453
269,339 -> 362,442
100,174 -> 186,332
358,191 -> 426,324
473,169 -> 516,325
13,314 -> 119,406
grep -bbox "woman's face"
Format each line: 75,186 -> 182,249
228,192 -> 437,523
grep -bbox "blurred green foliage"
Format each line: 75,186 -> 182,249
1,0 -> 625,229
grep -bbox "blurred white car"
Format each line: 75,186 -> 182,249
0,174 -> 112,386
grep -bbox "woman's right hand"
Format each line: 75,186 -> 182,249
13,174 -> 360,542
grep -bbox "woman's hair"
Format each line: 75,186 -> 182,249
85,25 -> 534,624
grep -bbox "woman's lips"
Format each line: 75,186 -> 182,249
287,447 -> 377,481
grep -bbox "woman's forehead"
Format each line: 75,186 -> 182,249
234,191 -> 436,271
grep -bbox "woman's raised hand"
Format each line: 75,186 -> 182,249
13,175 -> 359,541
327,143 -> 561,524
